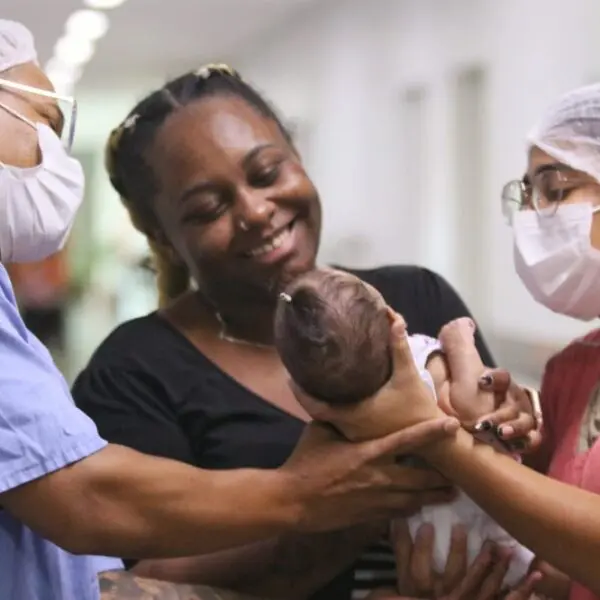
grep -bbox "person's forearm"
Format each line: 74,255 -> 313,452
98,569 -> 266,600
2,445 -> 299,558
133,523 -> 383,600
421,430 -> 600,594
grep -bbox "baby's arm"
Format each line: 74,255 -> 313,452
408,320 -> 494,424
425,353 -> 455,417
436,319 -> 495,423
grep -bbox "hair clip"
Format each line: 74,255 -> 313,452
123,113 -> 139,130
279,292 -> 293,304
194,63 -> 237,80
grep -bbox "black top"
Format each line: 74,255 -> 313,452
72,265 -> 494,600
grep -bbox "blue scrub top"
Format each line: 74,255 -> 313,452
0,264 -> 122,599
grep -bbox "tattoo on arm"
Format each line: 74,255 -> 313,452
98,570 -> 266,600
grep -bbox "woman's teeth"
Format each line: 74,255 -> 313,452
246,226 -> 291,257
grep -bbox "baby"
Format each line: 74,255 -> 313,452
274,267 -> 534,588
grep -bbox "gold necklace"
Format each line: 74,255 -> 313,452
215,311 -> 273,350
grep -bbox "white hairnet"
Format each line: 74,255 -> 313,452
527,83 -> 600,182
0,20 -> 37,73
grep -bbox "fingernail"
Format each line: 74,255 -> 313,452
451,524 -> 467,539
475,420 -> 493,432
530,571 -> 543,583
497,425 -> 514,438
479,374 -> 493,387
417,523 -> 434,539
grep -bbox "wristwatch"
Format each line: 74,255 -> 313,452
522,386 -> 543,431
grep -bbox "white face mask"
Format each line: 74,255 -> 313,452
0,120 -> 84,263
513,203 -> 600,321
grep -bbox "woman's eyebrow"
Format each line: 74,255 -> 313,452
241,144 -> 276,169
532,162 -> 569,177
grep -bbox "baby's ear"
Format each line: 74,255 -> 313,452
288,379 -> 332,421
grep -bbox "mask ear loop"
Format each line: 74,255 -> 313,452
0,103 -> 42,175
0,101 -> 36,130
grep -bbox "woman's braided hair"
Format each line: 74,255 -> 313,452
105,64 -> 292,307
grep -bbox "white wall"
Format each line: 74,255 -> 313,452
232,0 -> 600,350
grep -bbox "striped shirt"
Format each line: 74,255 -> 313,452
352,541 -> 397,599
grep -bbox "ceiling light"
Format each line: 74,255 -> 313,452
54,35 -> 95,67
46,70 -> 76,95
65,9 -> 109,41
83,0 -> 127,9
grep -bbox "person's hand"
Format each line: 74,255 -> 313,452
474,369 -> 542,454
284,311 -> 463,533
391,520 -> 541,600
502,572 -> 543,600
361,575 -> 543,600
282,418 -> 460,533
528,559 -> 570,600
291,309 -> 447,437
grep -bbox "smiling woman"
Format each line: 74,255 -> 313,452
72,64 -> 495,600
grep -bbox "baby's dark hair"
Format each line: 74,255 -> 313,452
105,64 -> 293,307
274,269 -> 392,405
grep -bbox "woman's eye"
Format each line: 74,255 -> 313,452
542,182 -> 578,203
183,198 -> 228,224
250,164 -> 281,187
537,171 -> 573,203
544,187 -> 567,203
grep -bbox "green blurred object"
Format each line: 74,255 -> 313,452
67,150 -> 101,297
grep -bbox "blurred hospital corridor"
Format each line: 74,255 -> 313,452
5,0 -> 600,388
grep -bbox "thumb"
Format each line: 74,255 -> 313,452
387,309 -> 420,389
478,368 -> 512,393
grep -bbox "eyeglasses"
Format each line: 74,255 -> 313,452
0,77 -> 77,151
501,165 -> 598,224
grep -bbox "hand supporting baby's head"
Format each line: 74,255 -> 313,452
274,268 -> 392,406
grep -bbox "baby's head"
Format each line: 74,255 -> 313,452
274,268 -> 392,405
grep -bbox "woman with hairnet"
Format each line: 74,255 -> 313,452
0,19 -> 462,600
501,84 -> 600,600
373,83 -> 600,600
